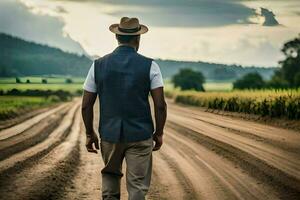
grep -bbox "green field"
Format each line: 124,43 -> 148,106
0,77 -> 79,120
203,82 -> 233,91
0,83 -> 83,93
0,76 -> 84,93
0,77 -> 85,84
1,78 -> 233,93
164,79 -> 233,92
0,96 -> 60,120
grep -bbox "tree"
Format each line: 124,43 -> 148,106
294,72 -> 300,87
233,72 -> 265,89
267,70 -> 289,89
276,34 -> 300,87
26,79 -> 30,83
15,77 -> 21,83
65,78 -> 73,84
42,78 -> 47,84
172,68 -> 205,91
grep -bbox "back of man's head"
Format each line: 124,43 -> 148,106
116,34 -> 139,44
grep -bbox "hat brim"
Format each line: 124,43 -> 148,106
109,24 -> 148,35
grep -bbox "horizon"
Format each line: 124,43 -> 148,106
1,0 -> 300,67
1,32 -> 278,69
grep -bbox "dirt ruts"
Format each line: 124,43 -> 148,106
0,99 -> 299,200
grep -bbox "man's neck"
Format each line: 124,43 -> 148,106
118,43 -> 137,51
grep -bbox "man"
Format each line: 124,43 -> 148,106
81,17 -> 167,200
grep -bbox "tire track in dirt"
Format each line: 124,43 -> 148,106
168,102 -> 300,153
0,104 -> 71,161
0,101 -> 80,183
166,121 -> 300,199
64,131 -> 102,200
164,127 -> 280,200
166,101 -> 300,199
0,105 -> 57,131
168,112 -> 300,175
0,103 -> 82,200
150,152 -> 187,200
159,142 -> 211,199
153,151 -> 197,200
1,99 -> 299,200
63,110 -> 102,200
0,102 -> 71,140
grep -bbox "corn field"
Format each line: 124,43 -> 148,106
168,89 -> 300,119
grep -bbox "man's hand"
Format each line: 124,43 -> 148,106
82,90 -> 98,153
151,87 -> 167,151
153,132 -> 163,151
85,131 -> 99,153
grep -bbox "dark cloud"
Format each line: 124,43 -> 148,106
55,6 -> 67,14
260,7 -> 279,26
57,0 -> 256,27
0,0 -> 84,54
99,0 -> 257,27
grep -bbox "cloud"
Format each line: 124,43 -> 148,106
53,0 -> 257,27
0,0 -> 84,54
260,7 -> 279,26
12,0 -> 300,66
55,6 -> 67,14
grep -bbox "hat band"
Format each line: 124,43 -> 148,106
118,26 -> 141,33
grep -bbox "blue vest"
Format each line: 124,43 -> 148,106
94,46 -> 154,143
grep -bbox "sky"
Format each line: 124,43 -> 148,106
1,0 -> 300,67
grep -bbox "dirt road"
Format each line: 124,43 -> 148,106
0,99 -> 299,200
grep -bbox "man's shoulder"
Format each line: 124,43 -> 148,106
94,54 -> 111,66
135,53 -> 153,63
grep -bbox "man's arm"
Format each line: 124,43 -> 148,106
82,90 -> 99,153
150,87 -> 167,151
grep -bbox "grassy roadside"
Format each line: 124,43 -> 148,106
0,96 -> 63,120
0,76 -> 84,93
0,79 -> 83,121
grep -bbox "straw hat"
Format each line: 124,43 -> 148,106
109,17 -> 148,35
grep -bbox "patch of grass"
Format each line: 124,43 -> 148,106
203,82 -> 233,91
164,80 -> 233,92
0,96 -> 60,120
0,83 -> 83,93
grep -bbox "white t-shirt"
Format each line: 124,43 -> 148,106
83,61 -> 164,93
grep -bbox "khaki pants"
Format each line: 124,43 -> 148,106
100,138 -> 153,200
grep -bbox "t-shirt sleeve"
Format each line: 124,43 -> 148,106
150,61 -> 164,90
83,62 -> 97,93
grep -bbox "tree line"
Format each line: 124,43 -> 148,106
172,34 -> 300,91
0,33 -> 92,77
